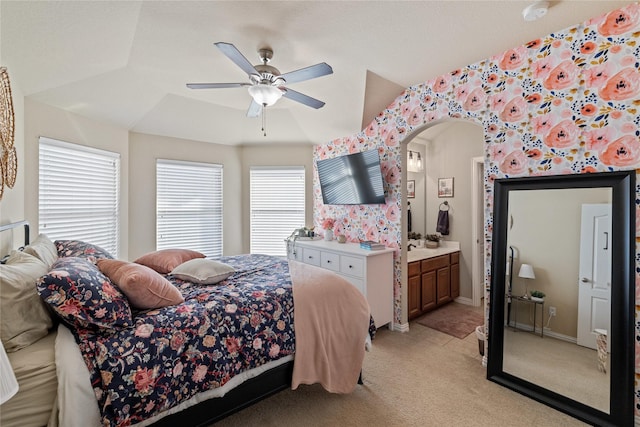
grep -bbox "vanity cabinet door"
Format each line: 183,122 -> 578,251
421,270 -> 437,312
408,261 -> 421,320
450,253 -> 460,299
436,266 -> 451,305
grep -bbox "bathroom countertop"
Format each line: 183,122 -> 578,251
407,241 -> 460,263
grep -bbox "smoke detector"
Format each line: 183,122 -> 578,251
522,1 -> 549,21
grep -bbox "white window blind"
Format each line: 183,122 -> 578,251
39,137 -> 120,258
156,159 -> 223,257
250,167 -> 305,256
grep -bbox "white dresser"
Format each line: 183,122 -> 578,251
287,239 -> 394,329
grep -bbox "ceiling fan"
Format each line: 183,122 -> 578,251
187,42 -> 333,119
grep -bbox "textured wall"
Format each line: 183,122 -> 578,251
313,1 -> 640,406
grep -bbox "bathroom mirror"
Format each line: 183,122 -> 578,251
487,171 -> 634,427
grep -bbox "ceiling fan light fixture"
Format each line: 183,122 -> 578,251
248,84 -> 283,106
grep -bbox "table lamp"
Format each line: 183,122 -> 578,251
518,263 -> 535,298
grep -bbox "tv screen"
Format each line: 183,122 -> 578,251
317,149 -> 386,205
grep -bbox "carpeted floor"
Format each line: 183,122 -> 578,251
215,310 -> 587,426
415,302 -> 484,339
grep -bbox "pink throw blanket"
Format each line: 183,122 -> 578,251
289,260 -> 371,393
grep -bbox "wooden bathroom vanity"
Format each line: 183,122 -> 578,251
407,245 -> 460,320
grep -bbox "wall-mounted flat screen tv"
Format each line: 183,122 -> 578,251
317,149 -> 386,205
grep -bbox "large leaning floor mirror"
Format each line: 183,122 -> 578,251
487,171 -> 635,427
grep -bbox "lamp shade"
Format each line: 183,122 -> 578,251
518,263 -> 535,279
248,84 -> 283,106
0,339 -> 18,404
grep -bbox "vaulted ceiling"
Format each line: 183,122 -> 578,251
1,1 -> 633,146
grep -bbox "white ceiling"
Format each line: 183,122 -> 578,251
1,1 -> 634,146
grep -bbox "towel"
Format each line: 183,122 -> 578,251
436,209 -> 449,235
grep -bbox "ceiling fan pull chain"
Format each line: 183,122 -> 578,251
262,104 -> 267,136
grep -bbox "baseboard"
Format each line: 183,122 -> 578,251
454,296 -> 474,306
392,322 -> 410,333
541,328 -> 576,344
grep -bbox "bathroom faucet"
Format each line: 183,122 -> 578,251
408,243 -> 416,251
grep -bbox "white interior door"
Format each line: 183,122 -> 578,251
577,204 -> 611,350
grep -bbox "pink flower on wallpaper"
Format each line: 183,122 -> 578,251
499,97 -> 528,122
489,144 -> 508,163
531,56 -> 554,79
348,206 -> 359,220
525,148 -> 542,160
599,68 -> 640,101
401,101 -> 413,117
499,46 -> 528,70
597,5 -> 639,36
407,106 -> 424,126
433,73 -> 452,93
531,113 -> 557,135
544,120 -> 579,148
455,84 -> 469,102
385,204 -> 399,222
499,150 -> 528,175
364,224 -> 380,242
489,93 -> 507,112
385,164 -> 400,185
584,127 -> 615,151
463,87 -> 487,111
385,128 -> 400,147
600,135 -> 640,167
348,138 -> 361,153
364,121 -> 378,138
543,60 -> 579,90
583,63 -> 613,89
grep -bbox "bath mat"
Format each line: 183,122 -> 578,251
416,303 -> 484,339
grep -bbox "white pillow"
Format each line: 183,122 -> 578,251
170,259 -> 235,285
23,234 -> 58,268
0,251 -> 53,352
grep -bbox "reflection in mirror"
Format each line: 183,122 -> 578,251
488,172 -> 634,427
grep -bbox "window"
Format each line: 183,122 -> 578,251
156,159 -> 223,257
250,167 -> 305,256
39,137 -> 120,257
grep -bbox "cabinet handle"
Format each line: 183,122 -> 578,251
308,255 -> 313,259
326,260 -> 331,264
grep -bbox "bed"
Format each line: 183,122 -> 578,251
0,221 -> 374,427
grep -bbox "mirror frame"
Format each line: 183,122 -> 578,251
487,171 -> 635,427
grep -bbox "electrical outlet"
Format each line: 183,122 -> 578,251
549,306 -> 557,317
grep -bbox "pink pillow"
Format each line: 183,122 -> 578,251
97,259 -> 184,310
133,249 -> 206,274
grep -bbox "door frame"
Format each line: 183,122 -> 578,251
471,156 -> 484,307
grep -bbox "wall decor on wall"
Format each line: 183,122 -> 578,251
407,180 -> 415,198
438,177 -> 454,198
0,66 -> 16,201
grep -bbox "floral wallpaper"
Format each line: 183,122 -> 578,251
313,1 -> 640,412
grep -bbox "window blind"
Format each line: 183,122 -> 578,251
156,159 -> 223,257
39,137 -> 120,258
250,167 -> 305,256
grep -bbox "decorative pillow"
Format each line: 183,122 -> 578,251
134,249 -> 206,274
170,258 -> 236,285
54,239 -> 114,262
37,257 -> 132,330
23,234 -> 58,268
0,251 -> 53,352
96,259 -> 184,310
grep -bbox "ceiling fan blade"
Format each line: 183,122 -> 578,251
280,63 -> 333,85
246,99 -> 262,118
187,83 -> 250,89
215,42 -> 260,77
281,88 -> 326,109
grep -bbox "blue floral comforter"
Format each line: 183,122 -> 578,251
71,254 -> 296,427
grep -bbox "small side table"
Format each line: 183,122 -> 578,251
512,295 -> 544,337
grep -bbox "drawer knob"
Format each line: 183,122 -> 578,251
308,255 -> 313,259
349,265 -> 353,269
326,260 -> 331,264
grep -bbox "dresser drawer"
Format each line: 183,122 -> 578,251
422,254 -> 449,271
340,255 -> 364,278
302,247 -> 321,266
320,251 -> 340,272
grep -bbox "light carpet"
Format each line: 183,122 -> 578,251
215,318 -> 586,426
415,302 -> 484,339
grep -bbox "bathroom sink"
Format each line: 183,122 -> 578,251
406,242 -> 461,262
